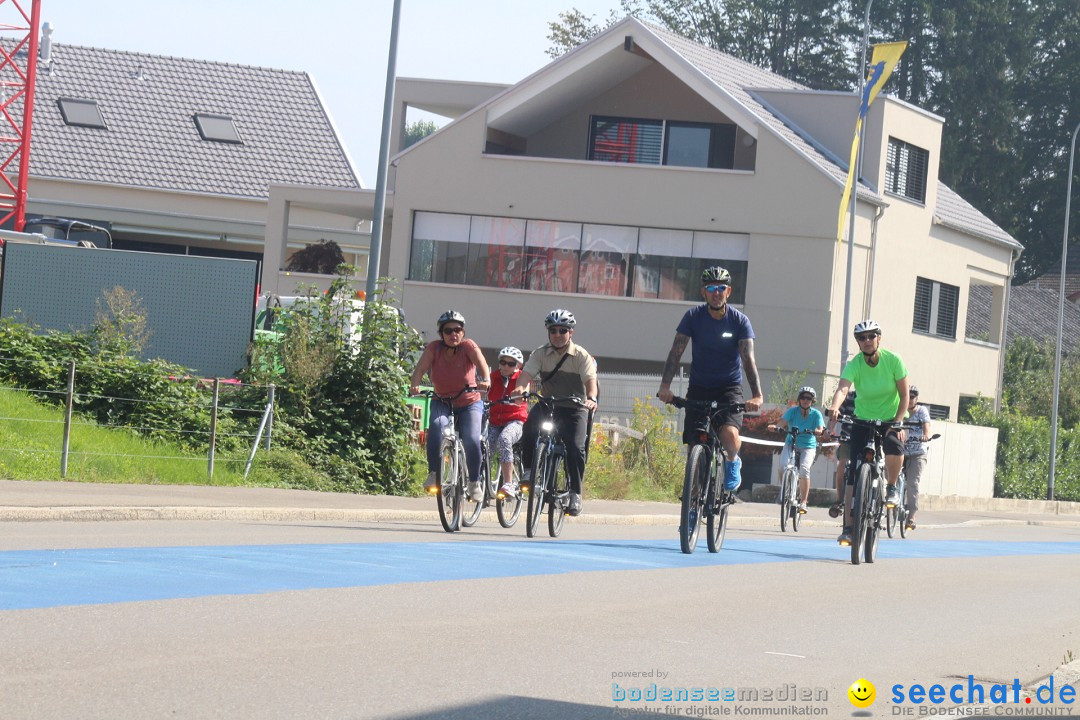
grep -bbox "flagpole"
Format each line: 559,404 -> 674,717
1048,120 -> 1080,501
841,0 -> 875,367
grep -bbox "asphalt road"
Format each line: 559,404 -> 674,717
1,512 -> 1079,719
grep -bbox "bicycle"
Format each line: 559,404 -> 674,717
770,426 -> 818,533
523,393 -> 589,539
415,387 -> 482,533
888,430 -> 941,538
669,395 -> 747,554
481,398 -> 526,529
838,415 -> 900,565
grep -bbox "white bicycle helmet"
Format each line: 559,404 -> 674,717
437,310 -> 465,330
544,309 -> 576,328
853,319 -> 881,336
797,386 -> 817,400
498,346 -> 524,365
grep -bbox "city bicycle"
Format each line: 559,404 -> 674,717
523,393 -> 588,539
415,387 -> 481,533
481,398 -> 526,529
839,415 -> 901,565
772,426 -> 818,533
888,430 -> 941,538
669,395 -> 747,554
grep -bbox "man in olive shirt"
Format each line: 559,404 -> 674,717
514,309 -> 598,517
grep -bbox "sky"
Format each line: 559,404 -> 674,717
29,0 -> 623,187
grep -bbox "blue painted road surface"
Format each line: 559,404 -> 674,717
2,538 -> 1078,611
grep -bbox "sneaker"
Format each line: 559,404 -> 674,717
723,456 -> 743,492
797,502 -> 808,514
497,482 -> 518,499
905,517 -> 916,531
885,485 -> 900,507
567,493 -> 582,517
424,471 -> 438,495
828,502 -> 844,518
837,529 -> 853,546
519,470 -> 533,494
468,481 -> 484,502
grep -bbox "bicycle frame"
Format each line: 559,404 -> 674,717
839,415 -> 896,564
524,393 -> 586,538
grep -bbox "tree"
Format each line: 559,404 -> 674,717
403,119 -> 439,149
285,239 -> 346,274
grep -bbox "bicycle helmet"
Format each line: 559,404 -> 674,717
701,266 -> 732,284
909,385 -> 919,396
853,319 -> 881,336
797,386 -> 817,400
498,346 -> 524,365
437,310 -> 466,330
544,308 -> 577,328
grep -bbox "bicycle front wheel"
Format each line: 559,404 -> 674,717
547,453 -> 568,538
886,504 -> 898,538
436,439 -> 461,533
461,448 -> 485,528
680,444 -> 709,554
850,463 -> 872,565
780,468 -> 797,532
707,489 -> 730,553
526,444 -> 548,538
496,454 -> 524,528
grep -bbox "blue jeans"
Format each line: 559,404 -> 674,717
426,399 -> 483,483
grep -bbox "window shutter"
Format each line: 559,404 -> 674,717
912,277 -> 932,333
936,283 -> 959,338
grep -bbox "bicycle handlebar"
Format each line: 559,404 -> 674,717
412,386 -> 480,402
522,391 -> 587,407
663,394 -> 747,414
836,414 -> 905,431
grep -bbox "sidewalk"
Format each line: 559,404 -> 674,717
1,479 -> 1078,527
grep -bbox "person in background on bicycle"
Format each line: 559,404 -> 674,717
513,309 -> 598,517
488,346 -> 529,500
767,386 -> 825,513
827,389 -> 856,518
901,385 -> 932,530
826,320 -> 909,546
409,310 -> 490,501
657,266 -> 763,493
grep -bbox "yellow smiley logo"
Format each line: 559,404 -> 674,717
848,678 -> 876,708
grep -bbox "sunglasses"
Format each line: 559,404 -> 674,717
703,284 -> 729,294
548,327 -> 570,335
499,359 -> 518,367
441,326 -> 464,335
855,333 -> 879,342
799,395 -> 814,401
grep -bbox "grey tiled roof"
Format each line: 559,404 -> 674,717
640,21 -> 1019,250
11,41 -> 360,198
968,284 -> 1080,352
1027,252 -> 1080,298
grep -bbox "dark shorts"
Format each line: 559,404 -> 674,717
843,422 -> 904,484
682,384 -> 744,444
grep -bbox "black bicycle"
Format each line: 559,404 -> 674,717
523,393 -> 588,539
839,415 -> 901,565
669,395 -> 747,554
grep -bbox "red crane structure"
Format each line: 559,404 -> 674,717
0,0 -> 40,233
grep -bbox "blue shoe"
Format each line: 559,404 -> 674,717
724,456 -> 742,492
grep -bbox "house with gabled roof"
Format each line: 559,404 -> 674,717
372,16 -> 1020,420
2,31 -> 365,267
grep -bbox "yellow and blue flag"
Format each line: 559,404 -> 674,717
837,41 -> 908,243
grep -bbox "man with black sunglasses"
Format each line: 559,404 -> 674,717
657,266 -> 763,495
513,308 -> 598,517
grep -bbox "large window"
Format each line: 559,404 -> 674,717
409,212 -> 751,304
589,116 -> 736,170
885,137 -> 929,204
913,276 -> 959,339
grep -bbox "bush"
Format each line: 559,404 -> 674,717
588,399 -> 685,501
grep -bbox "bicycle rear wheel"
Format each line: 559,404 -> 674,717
850,463 -> 872,565
436,439 -> 461,533
780,468 -> 796,532
547,453 -> 568,537
707,490 -> 729,552
496,454 -> 524,528
461,448 -> 485,528
680,444 -> 708,554
526,445 -> 548,538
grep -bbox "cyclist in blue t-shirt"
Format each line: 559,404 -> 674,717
768,386 -> 825,513
658,266 -> 763,492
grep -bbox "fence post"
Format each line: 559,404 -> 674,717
60,360 -> 75,478
264,383 -> 275,450
208,378 -> 219,480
